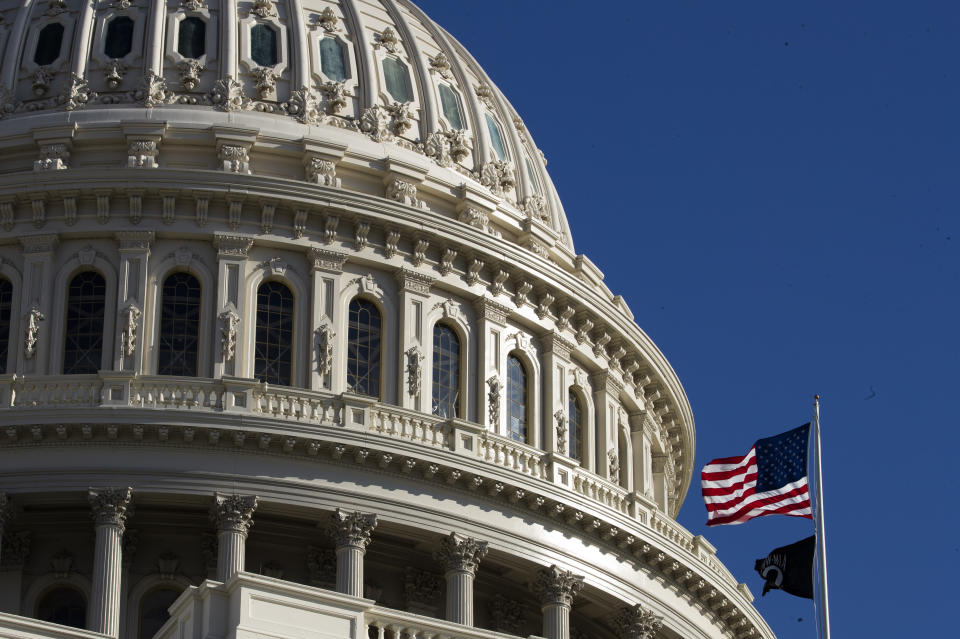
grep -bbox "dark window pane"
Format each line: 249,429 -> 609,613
158,273 -> 201,377
177,17 -> 206,59
432,324 -> 459,418
254,281 -> 294,385
347,298 -> 381,398
63,271 -> 106,374
319,37 -> 347,82
382,57 -> 412,102
34,23 -> 64,66
0,279 -> 11,374
104,16 -> 134,59
486,114 -> 506,160
438,84 -> 463,130
569,391 -> 583,461
37,587 -> 86,629
507,355 -> 527,443
138,588 -> 181,639
250,23 -> 278,67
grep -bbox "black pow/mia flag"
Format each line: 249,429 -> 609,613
754,535 -> 815,599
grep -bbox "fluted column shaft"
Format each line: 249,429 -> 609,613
210,494 -> 258,582
531,565 -> 585,639
328,509 -> 377,598
435,532 -> 488,626
88,488 -> 132,638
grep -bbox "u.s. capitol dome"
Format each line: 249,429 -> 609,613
0,2 -> 775,639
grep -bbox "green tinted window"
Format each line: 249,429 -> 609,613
250,24 -> 278,67
383,57 -> 412,102
177,17 -> 206,59
486,114 -> 506,160
438,84 -> 463,129
319,37 -> 347,82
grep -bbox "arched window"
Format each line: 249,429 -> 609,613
250,23 -> 278,66
177,17 -> 206,59
506,355 -> 527,443
432,324 -> 460,418
158,273 -> 201,377
34,23 -> 64,66
0,278 -> 11,374
138,587 -> 181,639
104,16 -> 134,59
36,586 -> 86,629
568,391 -> 583,462
254,281 -> 293,386
319,37 -> 347,82
347,298 -> 381,397
63,272 -> 106,374
382,57 -> 412,103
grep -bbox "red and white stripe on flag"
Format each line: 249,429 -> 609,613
701,447 -> 812,526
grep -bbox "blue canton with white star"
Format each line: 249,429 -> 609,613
754,423 -> 810,492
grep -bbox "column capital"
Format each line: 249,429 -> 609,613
211,493 -> 258,534
531,565 -> 585,606
613,604 -> 664,639
88,487 -> 133,532
328,509 -> 377,550
434,531 -> 488,575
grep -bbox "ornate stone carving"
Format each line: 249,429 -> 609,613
405,346 -> 423,397
308,247 -> 347,272
50,550 -> 73,578
608,449 -> 620,481
613,604 -> 664,639
0,86 -> 22,120
285,86 -> 322,123
438,248 -> 457,275
556,305 -> 575,332
178,59 -> 204,91
575,317 -> 594,345
2,531 -> 32,568
404,567 -> 442,614
513,116 -> 525,132
486,375 -> 501,426
60,73 -> 96,110
465,257 -> 484,286
46,0 -> 67,16
88,487 -> 133,532
32,67 -> 54,97
458,207 -> 489,230
555,410 -> 567,453
354,221 -> 370,249
210,76 -> 249,111
531,565 -> 585,606
434,299 -> 461,321
513,281 -> 532,307
522,194 -> 548,222
376,27 -> 400,54
120,302 -> 141,356
593,331 -> 611,357
423,129 -> 470,167
306,546 -> 336,587
386,177 -> 423,208
328,509 -> 377,549
429,52 -> 453,79
23,306 -> 44,359
317,7 -> 338,32
323,215 -> 339,243
356,273 -> 382,298
385,230 -> 401,258
475,83 -> 495,109
260,204 -> 276,234
320,81 -> 348,113
219,309 -> 240,361
489,594 -> 524,635
219,145 -> 251,174
412,239 -> 429,266
182,0 -> 204,11
315,321 -> 334,376
480,160 -> 516,196
536,292 -> 555,319
103,60 -> 126,89
359,103 -> 413,142
490,269 -> 508,296
395,268 -> 434,295
388,101 -> 414,135
127,140 -> 158,168
434,532 -> 488,576
136,71 -> 176,107
34,144 -> 69,171
250,0 -> 276,19
251,67 -> 278,99
211,494 -> 258,534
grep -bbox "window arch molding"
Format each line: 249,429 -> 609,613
90,10 -> 146,71
123,574 -> 192,639
164,8 -> 219,79
0,261 -> 23,374
20,13 -> 74,75
243,265 -> 308,387
504,348 -> 539,447
49,255 -> 118,375
307,28 -> 356,90
238,12 -> 289,81
333,273 -> 396,402
22,573 -> 92,621
424,302 -> 471,421
146,254 -> 215,377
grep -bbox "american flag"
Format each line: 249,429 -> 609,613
701,423 -> 812,526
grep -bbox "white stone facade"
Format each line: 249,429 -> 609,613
0,2 -> 775,639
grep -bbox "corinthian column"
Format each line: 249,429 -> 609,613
613,603 -> 664,639
531,565 -> 585,639
434,532 -> 488,626
327,509 -> 377,597
210,494 -> 258,582
88,487 -> 133,638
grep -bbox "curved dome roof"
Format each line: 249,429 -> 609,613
0,0 -> 573,253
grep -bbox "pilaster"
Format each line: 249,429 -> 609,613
590,370 -> 623,481
531,565 -> 585,639
630,410 -> 653,499
395,269 -> 433,412
88,487 -> 132,638
17,234 -> 58,375
327,509 -> 377,598
114,232 -> 153,373
308,248 -> 347,391
540,332 -> 574,454
210,493 -> 258,582
473,296 -> 509,434
213,233 -> 254,381
434,532 -> 488,626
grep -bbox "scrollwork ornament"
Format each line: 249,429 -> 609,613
306,157 -> 339,186
613,604 -> 664,639
486,375 -> 501,426
287,86 -> 322,124
405,346 -> 423,397
328,509 -> 377,550
135,71 -> 176,107
103,60 -> 126,89
523,194 -> 548,222
480,160 -> 516,196
210,494 -> 258,534
23,306 -> 44,359
475,83 -> 495,109
376,27 -> 400,53
178,59 -> 204,91
60,74 -> 96,111
210,76 -> 249,112
430,52 -> 453,79
317,6 -> 338,32
0,86 -> 22,119
249,0 -> 275,19
387,101 -> 413,135
251,66 -> 278,99
120,302 -> 141,356
530,565 -> 585,606
359,105 -> 393,142
434,532 -> 488,576
386,178 -> 423,208
423,130 -> 471,167
219,309 -> 240,361
315,321 -> 335,377
320,80 -> 348,113
555,410 -> 568,453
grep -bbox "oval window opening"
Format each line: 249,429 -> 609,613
250,24 -> 279,67
319,37 -> 347,82
104,16 -> 134,59
34,23 -> 65,66
178,17 -> 206,59
382,57 -> 412,103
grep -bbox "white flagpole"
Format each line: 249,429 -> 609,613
813,395 -> 831,639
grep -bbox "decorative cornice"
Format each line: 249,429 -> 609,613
395,268 -> 434,295
115,231 -> 154,251
19,234 -> 58,254
308,247 -> 348,273
214,233 -> 254,258
473,296 -> 510,326
434,532 -> 488,576
211,493 -> 258,534
88,486 -> 133,532
328,508 -> 377,550
531,565 -> 585,606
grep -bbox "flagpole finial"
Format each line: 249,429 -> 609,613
814,394 -> 819,401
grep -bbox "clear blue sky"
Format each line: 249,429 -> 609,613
417,1 -> 958,636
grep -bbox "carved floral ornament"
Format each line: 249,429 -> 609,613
315,321 -> 335,377
120,301 -> 142,356
434,531 -> 488,575
486,375 -> 501,426
219,309 -> 241,361
405,345 -> 423,397
23,306 -> 45,359
530,564 -> 585,606
423,129 -> 470,167
613,604 -> 664,639
554,410 -> 568,452
210,494 -> 258,534
328,508 -> 377,549
88,487 -> 133,531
